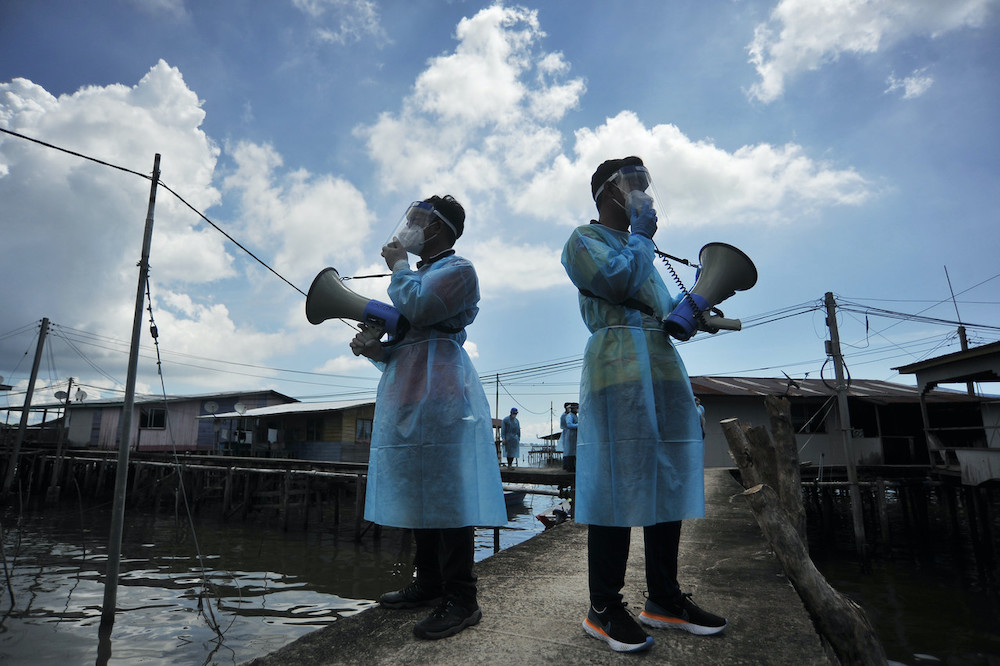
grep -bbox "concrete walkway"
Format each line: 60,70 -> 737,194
244,468 -> 834,665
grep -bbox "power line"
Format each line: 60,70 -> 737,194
0,126 -> 306,297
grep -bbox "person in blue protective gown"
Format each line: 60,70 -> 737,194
561,157 -> 728,654
560,402 -> 578,472
350,194 -> 506,641
500,407 -> 520,467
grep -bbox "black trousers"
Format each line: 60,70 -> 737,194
413,526 -> 477,606
587,521 -> 682,608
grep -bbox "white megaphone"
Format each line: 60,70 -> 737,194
305,267 -> 408,335
663,242 -> 757,342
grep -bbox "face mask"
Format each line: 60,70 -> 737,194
395,224 -> 425,254
386,201 -> 454,256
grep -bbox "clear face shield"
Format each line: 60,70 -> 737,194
594,165 -> 662,228
384,201 -> 457,255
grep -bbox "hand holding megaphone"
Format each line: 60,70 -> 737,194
305,267 -> 409,335
350,323 -> 386,361
663,243 -> 757,341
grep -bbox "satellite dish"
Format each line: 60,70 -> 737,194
55,391 -> 68,400
234,402 -> 246,415
204,401 -> 219,415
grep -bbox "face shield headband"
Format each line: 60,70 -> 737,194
593,165 -> 651,203
386,201 -> 459,255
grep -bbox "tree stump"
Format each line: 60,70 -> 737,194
722,416 -> 886,666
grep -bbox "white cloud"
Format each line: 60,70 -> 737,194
292,0 -> 389,46
221,141 -> 375,286
127,0 -> 188,19
352,5 -> 874,301
0,61 -> 339,394
747,0 -> 995,103
355,4 -> 585,194
885,68 -> 934,98
517,111 -> 874,229
467,238 -> 569,297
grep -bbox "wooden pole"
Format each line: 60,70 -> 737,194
101,153 -> 160,630
46,377 -> 74,502
2,317 -> 49,497
824,292 -> 867,560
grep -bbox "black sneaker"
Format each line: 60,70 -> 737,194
413,598 -> 482,639
379,582 -> 443,609
582,603 -> 653,653
638,593 -> 728,635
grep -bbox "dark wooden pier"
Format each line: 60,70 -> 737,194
2,449 -> 576,541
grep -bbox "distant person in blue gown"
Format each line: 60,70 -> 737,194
350,195 -> 506,640
560,402 -> 578,472
501,407 -> 520,467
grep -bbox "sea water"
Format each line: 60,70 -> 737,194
0,488 -> 560,665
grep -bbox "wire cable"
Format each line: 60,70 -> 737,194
0,126 -> 306,298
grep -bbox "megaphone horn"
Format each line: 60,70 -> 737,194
664,242 -> 757,341
305,267 -> 408,335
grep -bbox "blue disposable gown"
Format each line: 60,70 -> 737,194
501,416 -> 520,458
560,412 -> 578,457
364,253 -> 507,529
561,224 -> 705,527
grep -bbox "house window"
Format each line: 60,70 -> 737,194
355,418 -> 373,442
139,407 -> 166,429
790,402 -> 827,434
306,418 -> 323,441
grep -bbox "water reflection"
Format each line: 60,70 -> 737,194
0,489 -> 562,665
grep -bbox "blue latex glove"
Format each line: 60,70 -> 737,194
627,190 -> 657,238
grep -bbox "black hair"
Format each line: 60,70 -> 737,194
591,156 -> 644,202
424,194 -> 466,241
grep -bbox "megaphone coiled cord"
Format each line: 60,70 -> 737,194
654,244 -> 710,329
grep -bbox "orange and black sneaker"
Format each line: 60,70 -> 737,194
638,593 -> 728,635
582,603 -> 654,653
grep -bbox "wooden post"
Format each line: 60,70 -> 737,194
302,475 -> 312,530
281,470 -> 291,532
875,478 -> 890,549
354,473 -> 366,541
223,467 -> 233,519
241,472 -> 252,520
824,292 -> 868,560
763,395 -> 807,541
3,318 -> 49,497
722,417 -> 887,665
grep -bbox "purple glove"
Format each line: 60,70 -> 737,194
627,191 -> 657,238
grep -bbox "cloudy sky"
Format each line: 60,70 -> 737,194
2,0 -> 999,438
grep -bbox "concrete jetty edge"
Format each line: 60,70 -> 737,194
243,468 -> 834,665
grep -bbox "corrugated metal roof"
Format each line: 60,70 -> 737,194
200,399 -> 374,419
688,376 -> 978,403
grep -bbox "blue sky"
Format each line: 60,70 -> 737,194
2,0 -> 999,438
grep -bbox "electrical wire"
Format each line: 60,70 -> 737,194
0,126 -> 306,298
144,276 -> 239,639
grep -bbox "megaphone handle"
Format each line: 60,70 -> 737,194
700,315 -> 742,332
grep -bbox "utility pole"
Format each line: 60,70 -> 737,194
46,377 -> 74,503
2,317 -> 49,497
824,292 -> 867,561
101,154 -> 160,631
944,266 -> 975,396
